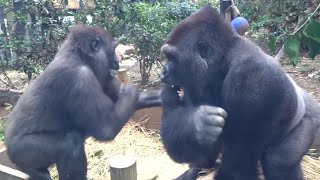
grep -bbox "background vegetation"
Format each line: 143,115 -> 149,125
0,0 -> 319,86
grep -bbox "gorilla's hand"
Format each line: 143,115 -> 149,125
119,83 -> 139,105
161,104 -> 227,165
103,77 -> 121,102
192,105 -> 227,145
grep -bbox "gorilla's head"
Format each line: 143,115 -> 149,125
160,6 -> 236,89
63,24 -> 120,81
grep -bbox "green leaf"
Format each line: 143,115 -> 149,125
306,38 -> 320,59
284,35 -> 301,65
94,150 -> 104,158
303,19 -> 320,44
268,36 -> 278,54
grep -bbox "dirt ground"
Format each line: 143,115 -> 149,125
0,52 -> 320,179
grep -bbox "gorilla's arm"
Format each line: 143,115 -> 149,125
67,67 -> 138,141
136,89 -> 162,110
160,85 -> 226,166
104,77 -> 162,110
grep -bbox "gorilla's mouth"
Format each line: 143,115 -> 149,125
109,70 -> 117,77
171,85 -> 184,98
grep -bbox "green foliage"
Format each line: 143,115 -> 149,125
238,0 -> 315,47
284,35 -> 301,65
120,0 -> 216,84
268,36 -> 278,54
0,121 -> 5,141
1,0 -> 70,79
1,0 -> 217,84
89,0 -> 128,36
303,19 -> 320,59
94,150 -> 104,158
303,18 -> 320,43
241,0 -> 320,65
269,11 -> 320,65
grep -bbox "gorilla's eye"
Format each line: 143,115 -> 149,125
166,53 -> 176,62
197,42 -> 208,59
91,37 -> 101,52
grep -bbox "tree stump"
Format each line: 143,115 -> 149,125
109,155 -> 137,180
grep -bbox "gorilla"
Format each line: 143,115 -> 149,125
4,24 -> 160,180
159,6 -> 320,180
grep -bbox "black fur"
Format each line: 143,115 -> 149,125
4,24 -> 152,180
160,6 -> 320,180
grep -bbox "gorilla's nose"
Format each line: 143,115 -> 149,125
110,59 -> 120,70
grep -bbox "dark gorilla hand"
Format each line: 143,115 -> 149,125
167,104 -> 226,180
192,105 -> 226,145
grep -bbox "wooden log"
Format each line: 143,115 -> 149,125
109,155 -> 137,180
0,88 -> 23,106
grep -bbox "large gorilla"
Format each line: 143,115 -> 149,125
159,6 -> 320,180
5,24 -> 160,180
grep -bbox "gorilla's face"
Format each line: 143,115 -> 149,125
106,40 -> 120,71
86,34 -> 120,80
160,42 -> 209,88
160,44 -> 183,86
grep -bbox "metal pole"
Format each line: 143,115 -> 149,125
220,0 -> 233,18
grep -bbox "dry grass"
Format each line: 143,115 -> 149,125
49,119 -> 320,180
302,156 -> 320,180
50,120 -> 189,180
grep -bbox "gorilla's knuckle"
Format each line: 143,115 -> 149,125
215,127 -> 223,135
198,105 -> 212,114
217,107 -> 228,119
213,116 -> 225,127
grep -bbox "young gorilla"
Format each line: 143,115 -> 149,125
160,6 -> 320,180
5,24 -> 161,180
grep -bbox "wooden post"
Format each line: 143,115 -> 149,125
0,148 -> 29,180
117,68 -> 129,83
0,165 -> 29,180
109,155 -> 137,180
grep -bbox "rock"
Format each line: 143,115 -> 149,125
116,44 -> 135,62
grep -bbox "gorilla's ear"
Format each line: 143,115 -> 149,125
91,37 -> 101,52
197,42 -> 208,59
111,40 -> 119,49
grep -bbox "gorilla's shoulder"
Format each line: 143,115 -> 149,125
227,37 -> 283,75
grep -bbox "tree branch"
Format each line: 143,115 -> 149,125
275,0 -> 320,62
0,65 -> 15,89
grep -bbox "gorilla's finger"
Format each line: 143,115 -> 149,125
204,126 -> 223,136
204,115 -> 225,127
217,107 -> 228,119
201,106 -> 228,119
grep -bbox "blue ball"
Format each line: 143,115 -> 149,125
231,17 -> 249,35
